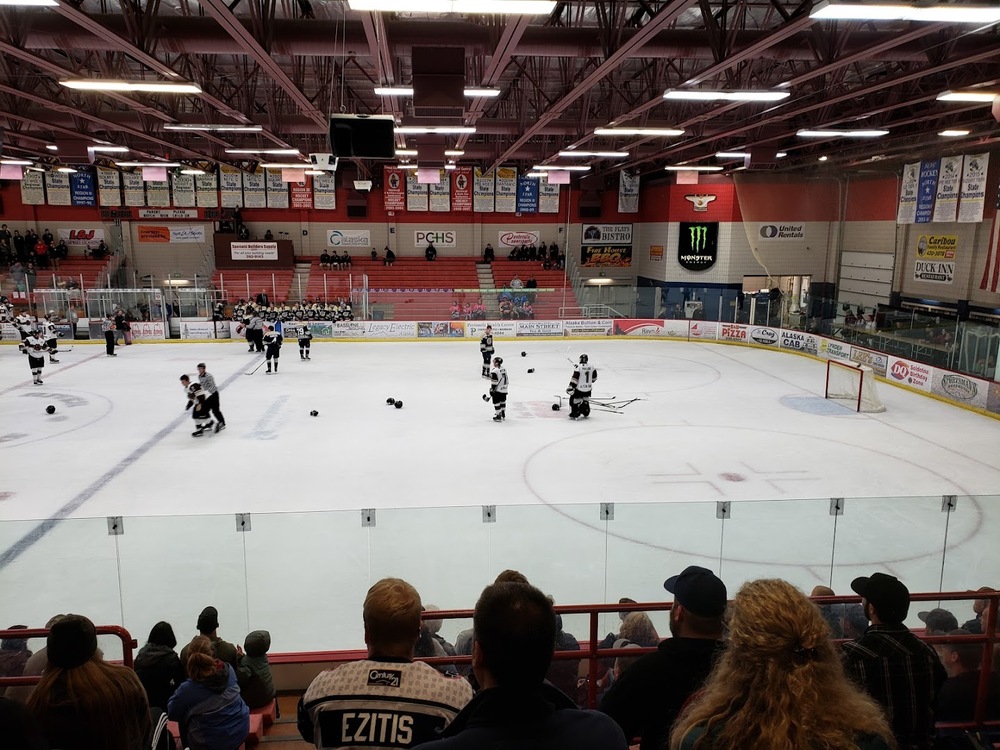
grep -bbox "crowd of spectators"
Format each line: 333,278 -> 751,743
1,573 -> 996,750
497,284 -> 535,319
318,250 -> 354,270
229,298 -> 354,324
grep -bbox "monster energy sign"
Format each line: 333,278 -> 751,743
678,222 -> 719,271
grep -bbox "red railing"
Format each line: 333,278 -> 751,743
0,625 -> 137,688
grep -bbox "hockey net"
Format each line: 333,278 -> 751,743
825,360 -> 886,412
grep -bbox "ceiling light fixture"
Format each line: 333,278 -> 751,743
444,149 -> 465,156
376,87 -> 502,98
532,165 -> 591,171
397,164 -> 419,170
260,162 -> 311,169
936,90 -> 999,103
57,167 -> 78,173
594,127 -> 685,137
89,145 -> 129,153
715,151 -> 788,158
116,161 -> 182,167
664,165 -> 724,172
350,0 -> 555,14
394,126 -> 476,135
464,88 -> 501,98
395,149 -> 419,156
664,90 -> 789,102
939,129 -> 971,137
444,164 -> 456,170
0,0 -> 58,5
304,170 -> 325,176
45,145 -> 58,151
0,159 -> 33,166
796,129 -> 889,138
165,124 -> 262,132
61,80 -> 202,94
818,156 -> 829,162
225,148 -> 300,155
525,171 -> 547,179
810,0 -> 1000,23
180,169 -> 206,175
557,150 -> 629,158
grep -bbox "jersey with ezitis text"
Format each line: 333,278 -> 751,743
298,658 -> 472,749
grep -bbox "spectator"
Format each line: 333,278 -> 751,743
546,597 -> 581,702
169,636 -> 249,750
0,625 -> 31,684
236,630 -> 275,710
255,289 -> 270,307
370,248 -> 378,261
600,565 -> 727,750
542,257 -> 553,270
340,250 -> 352,268
384,248 -> 396,266
415,612 -> 457,676
670,579 -> 894,750
842,572 -> 946,750
179,606 -> 239,670
298,578 -> 472,748
0,696 -> 47,750
5,614 -> 70,703
918,607 -> 959,635
961,587 -> 995,634
27,614 -> 151,750
424,605 -> 456,657
811,584 -> 847,638
418,581 -> 627,750
483,243 -> 494,263
450,301 -> 460,319
263,229 -> 274,241
425,243 -> 437,261
934,628 -> 1000,722
618,612 -> 659,647
319,250 -> 331,269
134,621 -> 185,711
509,274 -> 523,289
498,298 -> 513,319
843,603 -> 869,640
93,239 -> 109,260
114,308 -> 131,346
557,250 -> 566,269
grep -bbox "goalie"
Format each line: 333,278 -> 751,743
566,354 -> 598,420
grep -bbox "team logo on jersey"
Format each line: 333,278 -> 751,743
684,194 -> 717,212
677,222 -> 719,271
368,669 -> 401,688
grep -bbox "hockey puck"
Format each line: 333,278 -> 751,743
386,397 -> 396,405
527,368 -> 535,374
310,410 -> 319,417
46,405 -> 56,414
394,400 -> 403,409
551,403 -> 560,411
521,351 -> 527,357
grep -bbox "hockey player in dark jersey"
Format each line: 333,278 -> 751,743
180,374 -> 214,436
489,356 -> 509,422
263,325 -> 283,373
479,325 -> 494,378
297,324 -> 313,360
566,353 -> 598,420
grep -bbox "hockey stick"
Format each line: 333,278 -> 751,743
245,358 -> 266,376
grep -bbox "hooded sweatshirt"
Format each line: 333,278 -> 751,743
237,630 -> 275,709
134,642 -> 185,710
168,661 -> 249,750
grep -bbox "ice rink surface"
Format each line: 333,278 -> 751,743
2,337 -> 998,652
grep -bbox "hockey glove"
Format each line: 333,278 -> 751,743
566,386 -> 574,395
185,400 -> 193,410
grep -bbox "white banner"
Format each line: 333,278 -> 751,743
539,181 -> 560,214
515,320 -> 564,337
958,152 -> 989,223
196,173 -> 219,208
266,169 -> 289,209
581,224 -> 633,245
474,168 -> 495,213
406,172 -> 428,212
20,170 -> 45,205
45,172 -> 71,206
429,172 -> 450,212
171,173 -> 196,208
327,229 -> 371,247
897,161 -> 919,224
414,229 -> 456,247
618,171 -> 639,213
931,155 -> 963,223
219,165 -> 243,208
122,171 -> 145,207
498,230 -> 540,249
97,167 -> 122,207
231,241 -> 278,261
495,167 -> 517,212
913,260 -> 955,284
242,170 -> 266,208
58,227 -> 105,248
313,173 -> 336,210
179,321 -> 218,339
465,320 -> 517,338
145,180 -> 170,207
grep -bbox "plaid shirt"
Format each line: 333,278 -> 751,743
842,624 -> 946,750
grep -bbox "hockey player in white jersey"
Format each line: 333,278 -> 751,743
24,330 -> 47,385
566,353 -> 598,419
41,313 -> 60,363
297,324 -> 313,360
489,356 -> 509,422
479,325 -> 494,378
180,374 -> 214,436
14,312 -> 33,354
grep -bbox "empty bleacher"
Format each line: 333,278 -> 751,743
213,269 -> 295,304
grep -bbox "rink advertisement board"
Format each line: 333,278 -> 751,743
931,371 -> 989,410
466,321 -> 517,338
516,320 -> 564,337
748,326 -> 780,347
849,346 -> 888,377
888,356 -> 932,392
779,329 -> 819,355
719,323 -> 748,343
689,321 -> 719,340
180,321 -> 218,339
231,242 -> 278,261
127,321 -> 167,341
821,339 -> 852,362
563,319 -> 613,336
364,321 -> 419,338
418,321 -> 465,338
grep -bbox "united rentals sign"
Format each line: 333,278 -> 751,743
678,222 -> 719,271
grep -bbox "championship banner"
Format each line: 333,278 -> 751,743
383,167 -> 405,211
915,234 -> 957,260
429,172 -> 450,212
406,172 -> 428,212
171,173 -> 196,208
452,167 -> 472,212
931,155 -> 963,223
897,162 -> 919,224
495,167 -> 517,212
58,227 -> 104,247
97,168 -> 122,207
678,222 -> 719,271
312,173 -> 336,209
580,245 -> 632,267
45,172 -> 71,206
265,169 -> 289,209
69,172 -> 96,207
195,172 -> 219,208
123,171 -> 145,207
145,179 -> 170,207
539,181 -> 559,213
242,169 -> 266,208
958,152 -> 989,223
618,170 -> 639,213
915,159 -> 940,224
19,170 -> 45,205
290,177 -> 313,209
474,167 -> 495,212
516,176 -> 539,213
219,165 -> 243,207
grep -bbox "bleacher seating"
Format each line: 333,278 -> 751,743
3,257 -> 105,294
492,261 -> 577,319
213,270 -> 294,304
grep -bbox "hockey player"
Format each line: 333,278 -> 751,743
247,311 -> 264,352
489,355 -> 509,422
196,363 -> 226,432
41,312 -> 60,363
180,375 -> 214,436
14,311 -> 33,354
102,314 -> 117,356
24,328 -> 47,385
566,353 -> 598,420
297,323 -> 313,360
479,324 -> 494,378
263,325 -> 283,373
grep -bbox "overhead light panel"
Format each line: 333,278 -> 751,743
818,156 -> 829,162
165,123 -> 262,132
57,167 -> 78,173
939,129 -> 971,137
444,150 -> 465,156
810,1 -> 1000,23
0,0 -> 58,6
61,79 -> 202,94
937,90 -> 998,102
557,150 -> 629,158
225,148 -> 300,155
594,127 -> 684,137
0,159 -> 33,166
797,128 -> 888,138
89,145 -> 129,153
397,164 -> 419,170
715,151 -> 787,158
532,164 -> 591,171
116,161 -> 182,167
395,126 -> 476,135
260,162 -> 310,168
464,88 -> 501,98
304,170 -> 325,176
664,165 -> 724,172
525,171 -> 547,178
45,145 -> 58,151
376,87 -> 502,98
180,169 -> 206,175
350,0 -> 555,14
444,164 -> 456,170
395,149 -> 419,156
664,90 -> 789,102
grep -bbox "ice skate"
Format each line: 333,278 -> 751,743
215,422 -> 226,433
493,415 -> 503,422
49,357 -> 59,363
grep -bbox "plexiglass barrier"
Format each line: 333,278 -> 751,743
1,495 -> 997,655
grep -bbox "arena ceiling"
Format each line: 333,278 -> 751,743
1,0 -> 999,182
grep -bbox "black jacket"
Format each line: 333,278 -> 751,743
135,642 -> 185,710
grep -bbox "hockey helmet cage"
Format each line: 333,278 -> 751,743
493,356 -> 503,366
579,354 -> 589,364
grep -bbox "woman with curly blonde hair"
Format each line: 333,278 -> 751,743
670,579 -> 896,750
618,612 -> 660,648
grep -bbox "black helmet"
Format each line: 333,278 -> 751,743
579,354 -> 589,364
493,356 -> 503,366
